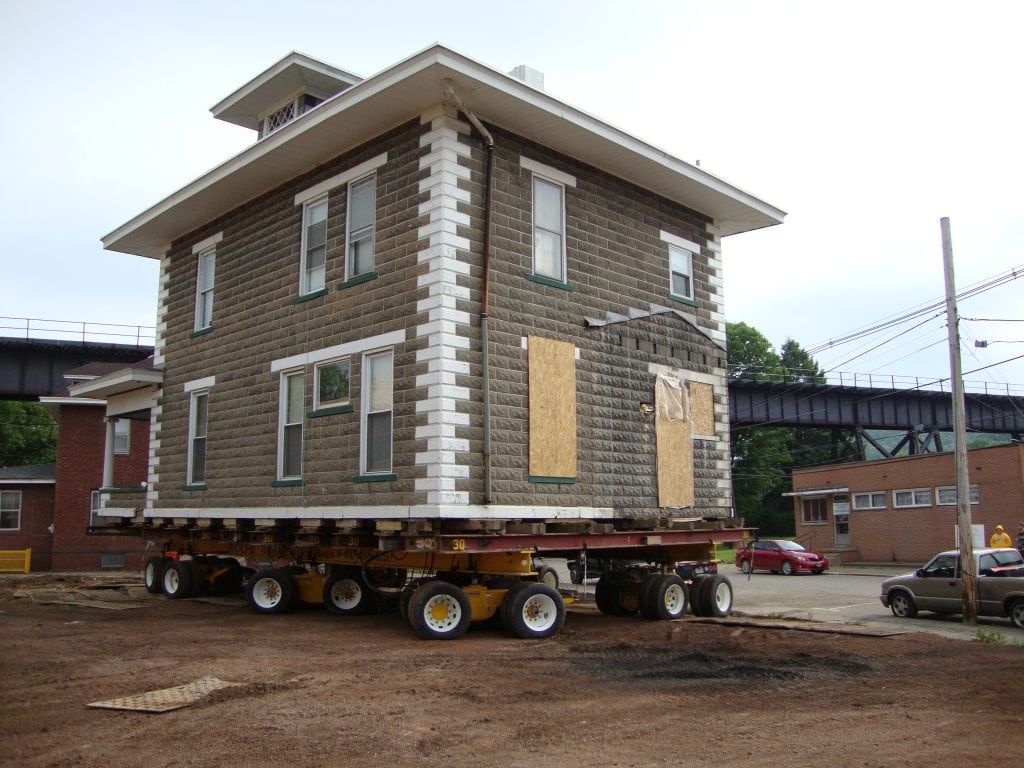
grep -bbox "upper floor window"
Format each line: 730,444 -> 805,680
187,391 -> 209,485
191,232 -> 221,331
301,197 -> 328,295
668,245 -> 693,300
361,350 -> 393,474
893,487 -> 931,508
259,93 -> 323,139
347,175 -> 376,279
113,418 -> 130,455
532,176 -> 566,282
279,370 -> 305,480
0,490 -> 21,531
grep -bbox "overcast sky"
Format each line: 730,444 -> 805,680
1,0 -> 1021,390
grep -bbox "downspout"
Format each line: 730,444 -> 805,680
444,84 -> 495,504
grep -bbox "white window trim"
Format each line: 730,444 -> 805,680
113,418 -> 130,456
935,485 -> 980,505
314,357 -> 351,411
529,174 -> 568,282
893,487 -> 932,508
0,489 -> 22,531
299,195 -> 328,296
184,375 -> 216,393
191,232 -> 224,255
187,390 -> 209,486
360,348 -> 394,476
294,153 -> 389,206
278,369 -> 305,480
667,244 -> 694,301
194,246 -> 216,331
801,497 -> 829,525
90,490 -> 103,527
659,230 -> 701,253
345,173 -> 377,280
270,330 -> 405,373
852,491 -> 886,510
519,157 -> 577,188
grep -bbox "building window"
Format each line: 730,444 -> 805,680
346,175 -> 376,279
0,490 -> 21,530
668,245 -> 693,300
100,552 -> 125,569
187,391 -> 209,485
893,487 -> 932,508
315,358 -> 351,410
531,176 -> 566,282
113,418 -> 130,455
852,491 -> 886,510
301,197 -> 328,295
802,497 -> 828,524
195,246 -> 216,330
362,350 -> 393,474
936,485 -> 980,505
279,370 -> 305,479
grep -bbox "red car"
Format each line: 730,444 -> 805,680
736,540 -> 829,575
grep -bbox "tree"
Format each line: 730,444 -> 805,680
0,401 -> 58,467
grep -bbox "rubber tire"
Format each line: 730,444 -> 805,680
1008,599 -> 1024,629
162,560 -> 194,599
536,566 -> 559,590
781,560 -> 794,576
323,569 -> 375,616
642,574 -> 688,620
595,574 -> 618,615
246,568 -> 299,614
183,559 -> 205,597
638,573 -> 664,619
740,559 -> 752,575
504,583 -> 565,639
499,582 -> 531,630
703,575 -> 733,617
689,576 -> 708,616
889,590 -> 918,619
408,581 -> 472,640
144,556 -> 167,594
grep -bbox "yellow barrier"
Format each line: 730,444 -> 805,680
0,549 -> 31,574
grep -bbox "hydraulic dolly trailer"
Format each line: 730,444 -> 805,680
134,520 -> 748,640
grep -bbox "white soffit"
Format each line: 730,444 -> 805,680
69,368 -> 164,399
103,45 -> 785,259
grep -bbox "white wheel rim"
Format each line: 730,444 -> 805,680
1012,603 -> 1024,625
164,569 -> 179,593
252,578 -> 282,609
713,582 -> 732,612
521,593 -> 558,632
422,594 -> 462,632
663,583 -> 685,616
330,578 -> 361,610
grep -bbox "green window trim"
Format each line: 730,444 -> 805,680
271,479 -> 304,488
291,288 -> 328,305
99,486 -> 147,493
183,484 -> 208,492
528,476 -> 577,485
667,293 -> 699,308
189,326 -> 214,338
352,473 -> 398,483
337,271 -> 379,290
527,274 -> 575,292
308,404 -> 354,418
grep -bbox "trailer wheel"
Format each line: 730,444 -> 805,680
498,582 -> 531,630
408,581 -> 472,640
144,556 -> 167,594
641,574 -> 688,620
246,568 -> 298,614
183,559 -> 205,597
162,560 -> 194,599
688,576 -> 708,616
535,566 -> 559,589
324,570 -> 375,615
595,575 -> 636,616
505,583 -> 565,639
702,575 -> 733,617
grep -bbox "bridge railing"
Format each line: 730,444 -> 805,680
0,317 -> 155,347
730,368 -> 1024,397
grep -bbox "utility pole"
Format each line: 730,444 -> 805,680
941,217 -> 976,624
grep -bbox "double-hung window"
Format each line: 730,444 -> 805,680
532,176 -> 566,282
802,498 -> 828,524
195,246 -> 216,330
187,391 -> 209,485
113,418 -> 130,455
301,197 -> 328,295
0,490 -> 21,530
669,245 -> 694,301
279,370 -> 305,479
346,175 -> 376,279
362,350 -> 393,474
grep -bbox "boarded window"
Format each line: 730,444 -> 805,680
656,374 -> 693,508
528,336 -> 576,479
689,381 -> 715,437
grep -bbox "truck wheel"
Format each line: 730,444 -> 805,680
247,568 -> 298,614
162,560 -> 194,599
183,559 -> 205,597
144,556 -> 167,594
498,582 -> 531,630
323,570 -> 375,615
704,575 -> 733,617
889,590 -> 918,619
642,574 -> 688,620
408,581 -> 472,640
638,573 -> 662,619
688,576 -> 707,616
595,575 -> 636,616
505,583 -> 565,639
536,566 -> 559,589
1008,599 -> 1024,629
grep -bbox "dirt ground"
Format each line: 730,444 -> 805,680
2,574 -> 1022,768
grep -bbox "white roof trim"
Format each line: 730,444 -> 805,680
0,479 -> 55,485
39,396 -> 106,407
783,486 -> 849,497
68,368 -> 164,399
102,45 -> 784,259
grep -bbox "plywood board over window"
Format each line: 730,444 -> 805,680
656,374 -> 694,508
689,380 -> 715,437
528,336 -> 577,480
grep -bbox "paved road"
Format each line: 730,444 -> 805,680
725,564 -> 1024,643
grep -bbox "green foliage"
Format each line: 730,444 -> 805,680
0,401 -> 58,467
974,628 -> 1004,644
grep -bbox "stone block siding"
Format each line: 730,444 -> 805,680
152,110 -> 733,519
0,484 -> 54,571
792,443 -> 1024,563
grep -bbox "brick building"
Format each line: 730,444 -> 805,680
789,442 -> 1024,564
96,47 -> 783,529
0,463 -> 55,570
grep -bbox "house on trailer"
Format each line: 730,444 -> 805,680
97,46 -> 784,532
789,442 -> 1024,564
